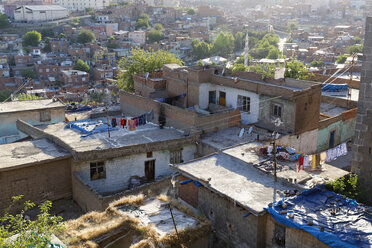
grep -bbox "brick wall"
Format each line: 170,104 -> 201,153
0,158 -> 72,212
177,175 -> 198,208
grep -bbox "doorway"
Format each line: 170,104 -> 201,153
145,160 -> 155,181
219,91 -> 226,106
329,130 -> 335,148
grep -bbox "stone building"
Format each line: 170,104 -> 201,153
352,16 -> 372,204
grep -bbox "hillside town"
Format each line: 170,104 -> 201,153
0,0 -> 371,247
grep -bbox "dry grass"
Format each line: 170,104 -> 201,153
157,194 -> 170,202
58,194 -> 210,248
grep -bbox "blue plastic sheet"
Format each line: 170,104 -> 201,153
322,84 -> 348,92
266,186 -> 372,248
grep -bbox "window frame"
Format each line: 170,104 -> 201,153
237,95 -> 251,113
90,161 -> 106,180
272,103 -> 283,118
170,149 -> 183,164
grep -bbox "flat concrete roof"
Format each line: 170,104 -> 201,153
0,139 -> 70,171
0,99 -> 65,114
174,152 -> 294,215
38,119 -> 193,153
201,126 -> 257,150
320,102 -> 347,117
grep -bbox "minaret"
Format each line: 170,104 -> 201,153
244,32 -> 249,67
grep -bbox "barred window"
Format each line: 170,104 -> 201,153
90,161 -> 106,180
237,95 -> 250,112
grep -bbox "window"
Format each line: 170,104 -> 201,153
39,110 -> 51,122
237,95 -> 250,112
90,161 -> 106,180
46,68 -> 49,72
272,104 -> 282,118
147,151 -> 153,158
170,150 -> 183,164
219,91 -> 226,106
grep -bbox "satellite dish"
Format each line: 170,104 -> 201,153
273,118 -> 282,127
239,128 -> 245,138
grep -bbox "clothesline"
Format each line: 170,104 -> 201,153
111,109 -> 154,131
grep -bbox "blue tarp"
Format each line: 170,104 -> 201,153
322,84 -> 348,92
266,186 -> 372,248
66,120 -> 117,137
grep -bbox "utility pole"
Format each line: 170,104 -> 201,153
348,54 -> 355,107
272,118 -> 282,182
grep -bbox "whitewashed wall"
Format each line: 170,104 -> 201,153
199,83 -> 260,124
73,144 -> 196,194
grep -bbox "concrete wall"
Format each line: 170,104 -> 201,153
0,108 -> 65,144
317,117 -> 356,152
198,83 -> 260,124
197,186 -> 265,248
72,174 -> 173,212
258,95 -> 296,134
278,129 -> 319,154
0,158 -> 72,212
73,145 -> 196,194
265,214 -> 330,248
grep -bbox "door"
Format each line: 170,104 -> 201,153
209,91 -> 216,104
219,91 -> 226,106
329,131 -> 335,148
145,160 -> 155,181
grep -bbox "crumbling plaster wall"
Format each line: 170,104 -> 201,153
73,145 -> 196,194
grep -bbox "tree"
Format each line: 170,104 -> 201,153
0,195 -> 62,248
285,58 -> 310,80
346,44 -> 363,54
0,14 -> 10,28
267,48 -> 280,59
117,48 -> 183,92
74,59 -> 90,73
153,23 -> 163,31
135,14 -> 149,30
354,36 -> 362,44
192,39 -> 212,59
147,29 -> 164,43
71,17 -> 80,26
23,31 -> 42,47
77,29 -> 95,44
21,69 -> 35,79
286,22 -> 297,33
336,54 -> 348,64
0,89 -> 11,102
90,91 -> 105,103
187,8 -> 196,15
17,93 -> 43,101
310,60 -> 323,68
107,36 -> 118,49
43,37 -> 51,52
234,32 -> 245,52
212,32 -> 235,57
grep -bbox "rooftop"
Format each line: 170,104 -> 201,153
320,102 -> 347,117
37,118 -> 195,153
20,5 -> 68,11
0,139 -> 70,171
173,152 -> 294,215
0,99 -> 65,114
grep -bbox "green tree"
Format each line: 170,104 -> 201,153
187,8 -> 196,15
346,44 -> 363,54
192,39 -> 213,59
90,91 -> 105,103
147,29 -> 164,43
107,36 -> 118,49
310,60 -> 323,68
0,195 -> 62,248
74,59 -> 90,73
267,48 -> 280,59
71,17 -> 80,26
234,32 -> 245,52
23,31 -> 42,47
17,93 -> 43,101
86,7 -> 95,15
212,32 -> 235,57
336,54 -> 348,64
117,48 -> 183,92
285,58 -> 310,80
153,23 -> 163,31
135,14 -> 149,30
77,29 -> 95,44
43,37 -> 51,52
0,14 -> 10,28
0,89 -> 12,102
286,22 -> 297,33
354,36 -> 362,44
21,69 -> 35,79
